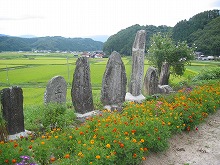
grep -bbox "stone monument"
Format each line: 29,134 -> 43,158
159,62 -> 170,85
71,57 -> 94,114
1,86 -> 25,135
101,51 -> 127,110
143,67 -> 159,95
128,30 -> 146,96
44,76 -> 67,104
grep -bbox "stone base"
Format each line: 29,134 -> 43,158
75,110 -> 102,122
103,104 -> 123,112
8,130 -> 32,141
125,92 -> 145,103
158,85 -> 174,94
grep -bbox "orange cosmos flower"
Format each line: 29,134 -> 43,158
14,143 -> 18,148
133,153 -> 137,158
120,143 -> 124,148
124,132 -> 129,136
96,155 -> 101,159
50,157 -> 56,162
12,159 -> 17,163
64,154 -> 70,159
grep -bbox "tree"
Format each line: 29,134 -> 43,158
147,33 -> 194,80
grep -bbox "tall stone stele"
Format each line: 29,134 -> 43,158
1,86 -> 25,135
159,62 -> 170,85
101,51 -> 127,110
143,67 -> 159,95
128,30 -> 146,96
71,57 -> 94,114
44,76 -> 67,104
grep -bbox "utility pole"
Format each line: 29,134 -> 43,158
66,56 -> 70,86
6,65 -> 10,85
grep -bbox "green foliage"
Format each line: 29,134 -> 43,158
192,67 -> 220,81
147,33 -> 194,76
192,17 -> 220,55
24,104 -> 76,132
172,9 -> 220,55
103,24 -> 172,56
0,36 -> 103,51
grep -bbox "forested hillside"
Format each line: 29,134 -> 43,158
104,9 -> 220,56
0,36 -> 103,51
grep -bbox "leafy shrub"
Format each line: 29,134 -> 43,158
24,104 -> 76,132
192,67 -> 220,81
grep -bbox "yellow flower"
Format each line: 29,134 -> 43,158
78,140 -> 81,144
89,162 -> 93,164
132,138 -> 137,143
78,152 -> 84,158
55,136 -> 58,139
168,122 -> 171,126
90,140 -> 95,144
140,139 -> 144,143
83,144 -> 87,147
41,141 -> 45,145
176,126 -> 180,128
106,144 -> 111,148
69,136 -> 73,139
106,155 -> 110,159
96,155 -> 101,159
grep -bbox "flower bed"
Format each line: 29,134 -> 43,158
0,82 -> 220,165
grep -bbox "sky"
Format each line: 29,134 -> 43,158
0,0 -> 220,38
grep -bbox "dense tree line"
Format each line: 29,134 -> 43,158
104,9 -> 220,56
0,36 -> 103,52
172,9 -> 220,55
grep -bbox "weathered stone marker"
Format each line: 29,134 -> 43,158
159,62 -> 170,85
101,51 -> 127,110
143,67 -> 159,95
71,57 -> 94,114
128,30 -> 146,96
44,76 -> 67,104
1,86 -> 24,135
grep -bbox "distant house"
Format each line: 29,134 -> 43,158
94,53 -> 103,58
81,52 -> 90,58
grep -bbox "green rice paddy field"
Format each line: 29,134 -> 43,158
0,52 -> 219,105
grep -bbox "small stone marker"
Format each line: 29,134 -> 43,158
71,57 -> 94,114
129,30 -> 146,96
159,62 -> 170,85
143,67 -> 159,95
44,76 -> 67,104
1,86 -> 25,135
158,85 -> 174,94
101,51 -> 127,110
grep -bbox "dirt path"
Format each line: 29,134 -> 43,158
143,110 -> 220,165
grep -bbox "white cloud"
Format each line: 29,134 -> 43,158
0,0 -> 219,37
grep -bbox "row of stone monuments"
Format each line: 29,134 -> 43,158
0,30 -> 173,140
